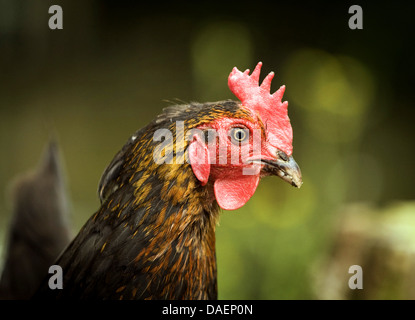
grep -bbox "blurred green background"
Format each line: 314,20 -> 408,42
1,1 -> 414,299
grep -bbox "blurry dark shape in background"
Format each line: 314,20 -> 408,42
0,141 -> 71,299
0,1 -> 414,299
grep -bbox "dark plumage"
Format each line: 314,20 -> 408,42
0,141 -> 71,299
34,101 -> 243,299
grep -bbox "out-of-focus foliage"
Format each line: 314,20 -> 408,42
314,202 -> 415,300
0,1 -> 414,299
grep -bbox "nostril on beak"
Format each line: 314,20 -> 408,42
277,150 -> 289,162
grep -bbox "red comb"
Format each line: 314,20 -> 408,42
228,62 -> 293,156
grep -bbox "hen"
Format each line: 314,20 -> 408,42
0,141 -> 71,299
34,62 -> 302,299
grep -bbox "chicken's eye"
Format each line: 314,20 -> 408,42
229,127 -> 250,145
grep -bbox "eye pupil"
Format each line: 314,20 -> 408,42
230,127 -> 248,144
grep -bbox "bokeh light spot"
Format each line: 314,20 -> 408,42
283,48 -> 376,144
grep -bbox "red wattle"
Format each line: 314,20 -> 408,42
214,175 -> 260,210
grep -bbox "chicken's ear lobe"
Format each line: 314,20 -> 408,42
189,134 -> 210,186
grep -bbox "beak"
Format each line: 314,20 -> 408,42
261,156 -> 303,188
